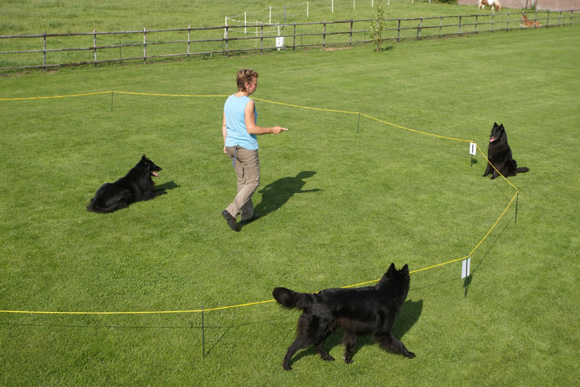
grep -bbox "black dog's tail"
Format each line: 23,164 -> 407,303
86,201 -> 114,213
272,287 -> 313,310
517,167 -> 529,173
86,199 -> 125,213
86,200 -> 103,213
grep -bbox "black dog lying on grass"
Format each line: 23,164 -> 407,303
87,154 -> 166,213
273,263 -> 415,370
484,123 -> 529,179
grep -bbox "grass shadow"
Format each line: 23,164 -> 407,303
290,298 -> 422,367
470,156 -> 479,167
472,211 -> 515,274
393,299 -> 423,339
463,274 -> 473,297
203,315 -> 294,358
253,171 -> 321,218
412,212 -> 515,294
156,180 -> 181,191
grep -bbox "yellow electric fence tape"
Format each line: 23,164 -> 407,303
0,91 -> 520,315
0,91 -> 112,101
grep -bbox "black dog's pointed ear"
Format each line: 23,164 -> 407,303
493,122 -> 498,127
402,264 -> 409,274
387,262 -> 396,274
499,124 -> 504,130
142,154 -> 147,159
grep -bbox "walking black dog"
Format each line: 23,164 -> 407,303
484,123 -> 529,179
87,154 -> 166,213
273,263 -> 415,370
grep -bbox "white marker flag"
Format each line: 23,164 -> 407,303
469,142 -> 477,156
461,257 -> 471,279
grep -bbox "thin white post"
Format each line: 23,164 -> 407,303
354,0 -> 356,10
224,17 -> 228,39
269,6 -> 272,24
332,0 -> 334,13
143,28 -> 147,64
307,2 -> 309,17
245,12 -> 247,34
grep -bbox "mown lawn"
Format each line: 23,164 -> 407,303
1,23 -> 579,385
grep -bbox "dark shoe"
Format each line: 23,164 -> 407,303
240,214 -> 261,224
222,210 -> 239,232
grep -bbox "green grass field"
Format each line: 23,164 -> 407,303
1,1 -> 579,385
0,0 -> 492,35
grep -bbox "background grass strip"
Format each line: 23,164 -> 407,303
0,17 -> 578,387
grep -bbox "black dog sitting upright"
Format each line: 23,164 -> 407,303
273,263 -> 415,371
484,123 -> 529,179
87,154 -> 166,213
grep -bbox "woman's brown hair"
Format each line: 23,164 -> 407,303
236,69 -> 259,92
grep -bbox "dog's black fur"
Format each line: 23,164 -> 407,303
273,263 -> 414,370
87,154 -> 166,213
484,123 -> 529,179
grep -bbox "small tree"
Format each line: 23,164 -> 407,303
369,1 -> 385,52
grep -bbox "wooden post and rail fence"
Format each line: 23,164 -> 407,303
0,10 -> 577,71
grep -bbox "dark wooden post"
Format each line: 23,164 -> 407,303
260,25 -> 264,54
397,19 -> 401,42
43,31 -> 47,71
349,20 -> 353,45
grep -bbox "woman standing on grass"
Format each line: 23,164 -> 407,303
221,69 -> 288,232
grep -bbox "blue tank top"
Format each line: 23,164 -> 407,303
224,94 -> 258,150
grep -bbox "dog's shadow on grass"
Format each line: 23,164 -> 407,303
291,299 -> 423,366
394,299 -> 423,338
156,180 -> 180,191
253,171 -> 321,218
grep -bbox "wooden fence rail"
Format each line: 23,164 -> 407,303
0,10 -> 577,71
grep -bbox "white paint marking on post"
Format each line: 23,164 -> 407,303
461,257 -> 471,279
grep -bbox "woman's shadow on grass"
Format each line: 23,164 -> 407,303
254,171 -> 321,218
